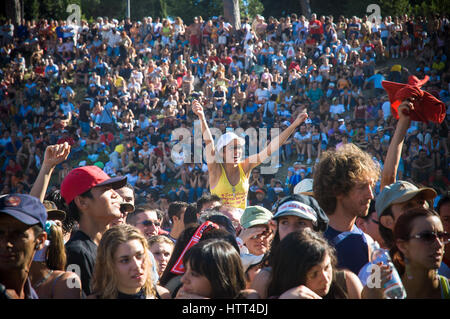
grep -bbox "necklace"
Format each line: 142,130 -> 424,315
34,269 -> 54,288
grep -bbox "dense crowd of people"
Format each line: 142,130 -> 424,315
0,11 -> 449,300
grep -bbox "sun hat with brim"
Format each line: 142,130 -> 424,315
240,205 -> 273,229
375,180 -> 437,218
216,132 -> 245,154
43,200 -> 66,221
60,165 -> 127,204
293,178 -> 314,196
0,194 -> 47,228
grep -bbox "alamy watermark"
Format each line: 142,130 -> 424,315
66,4 -> 81,26
170,123 -> 281,174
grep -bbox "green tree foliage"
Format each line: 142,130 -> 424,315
22,0 -> 81,21
378,0 -> 449,17
240,0 -> 264,20
260,0 -> 302,18
165,0 -> 223,24
12,0 -> 449,24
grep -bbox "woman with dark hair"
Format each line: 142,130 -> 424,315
268,229 -> 363,299
176,238 -> 246,299
390,207 -> 449,299
159,221 -> 240,298
250,194 -> 329,298
159,223 -> 200,290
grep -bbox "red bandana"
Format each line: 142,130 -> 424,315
382,75 -> 446,124
170,221 -> 220,275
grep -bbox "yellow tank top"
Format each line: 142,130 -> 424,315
210,163 -> 249,210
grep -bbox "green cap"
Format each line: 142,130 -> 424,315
94,161 -> 104,169
240,205 -> 273,229
375,180 -> 437,217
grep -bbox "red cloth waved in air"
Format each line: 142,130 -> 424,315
382,75 -> 446,124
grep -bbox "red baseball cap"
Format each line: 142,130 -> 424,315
60,166 -> 127,204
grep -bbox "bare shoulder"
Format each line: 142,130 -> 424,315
236,289 -> 261,299
53,271 -> 83,299
207,162 -> 223,186
156,285 -> 171,299
241,158 -> 257,176
249,267 -> 271,299
343,269 -> 363,299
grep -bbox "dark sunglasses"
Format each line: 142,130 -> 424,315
410,231 -> 450,244
140,220 -> 161,227
251,229 -> 271,239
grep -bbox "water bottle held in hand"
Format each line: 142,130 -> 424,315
371,242 -> 407,299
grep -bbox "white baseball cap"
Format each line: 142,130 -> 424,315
273,200 -> 318,224
216,132 -> 245,154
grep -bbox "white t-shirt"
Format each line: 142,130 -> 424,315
255,88 -> 270,101
139,148 -> 152,159
294,131 -> 311,142
330,103 -> 346,116
381,101 -> 391,120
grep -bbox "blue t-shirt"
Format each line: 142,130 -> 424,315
245,103 -> 258,114
324,225 -> 369,274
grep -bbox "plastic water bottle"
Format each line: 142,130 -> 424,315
371,242 -> 407,299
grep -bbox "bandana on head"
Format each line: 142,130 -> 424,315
382,75 -> 446,124
170,221 -> 220,275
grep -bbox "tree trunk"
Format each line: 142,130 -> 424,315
299,0 -> 311,19
223,0 -> 241,30
5,0 -> 24,24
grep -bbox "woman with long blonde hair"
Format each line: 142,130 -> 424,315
89,224 -> 170,299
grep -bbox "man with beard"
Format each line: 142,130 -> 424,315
313,143 -> 380,274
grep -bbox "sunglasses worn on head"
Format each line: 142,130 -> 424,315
410,231 -> 450,244
140,220 -> 161,227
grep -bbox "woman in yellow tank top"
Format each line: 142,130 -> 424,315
192,100 -> 308,211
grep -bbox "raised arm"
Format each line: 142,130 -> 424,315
379,99 -> 413,191
244,110 -> 308,172
192,100 -> 217,165
30,142 -> 71,202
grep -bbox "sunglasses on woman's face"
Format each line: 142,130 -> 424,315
410,231 -> 450,244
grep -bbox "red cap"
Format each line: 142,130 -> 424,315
60,166 -> 127,204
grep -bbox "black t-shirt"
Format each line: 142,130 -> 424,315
79,103 -> 91,122
150,132 -> 161,146
65,230 -> 98,296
